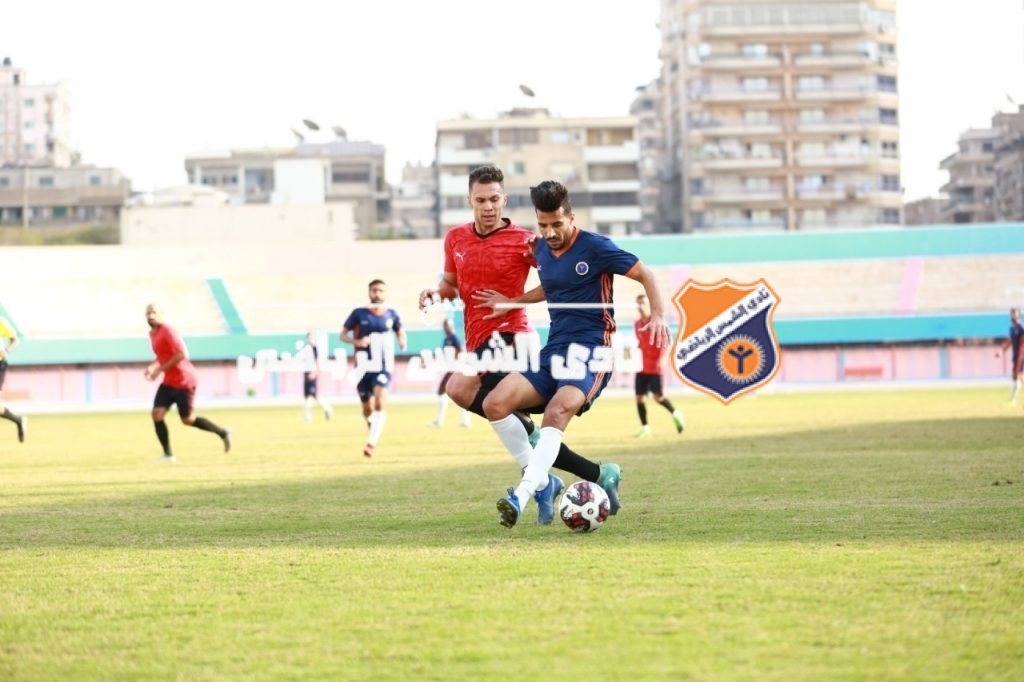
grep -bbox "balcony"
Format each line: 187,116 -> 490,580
586,179 -> 641,193
700,188 -> 785,204
702,22 -> 867,38
583,141 -> 639,163
794,51 -> 896,69
697,54 -> 782,70
939,175 -> 995,194
795,84 -> 890,102
795,151 -> 885,168
436,147 -> 493,166
591,206 -> 641,223
693,154 -> 784,171
794,116 -> 890,135
698,86 -> 783,103
687,119 -> 783,138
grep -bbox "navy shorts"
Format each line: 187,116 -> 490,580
357,371 -> 391,403
303,375 -> 318,398
521,342 -> 612,417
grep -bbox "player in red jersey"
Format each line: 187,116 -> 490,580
145,303 -> 231,461
418,165 -> 623,521
633,294 -> 685,438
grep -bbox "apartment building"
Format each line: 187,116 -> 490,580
938,128 -> 999,223
938,106 -> 1024,224
435,108 -> 640,235
390,161 -> 438,238
0,57 -> 74,168
992,106 -> 1024,222
902,197 -> 944,226
184,138 -> 390,238
657,0 -> 902,232
631,81 -> 673,234
0,165 -> 131,227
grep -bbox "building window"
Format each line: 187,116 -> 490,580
0,176 -> 8,187
881,174 -> 900,191
745,176 -> 770,191
498,128 -> 539,146
38,176 -> 54,187
550,130 -> 571,144
742,76 -> 769,91
741,43 -> 768,58
89,175 -> 102,186
52,206 -> 67,219
510,162 -> 525,175
798,75 -> 824,91
464,132 -> 491,150
800,108 -> 826,123
879,108 -> 898,124
744,109 -> 771,124
331,168 -> 371,184
882,141 -> 898,158
880,208 -> 900,223
23,98 -> 34,107
877,75 -> 897,92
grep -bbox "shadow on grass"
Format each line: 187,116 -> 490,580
2,417 -> 1021,550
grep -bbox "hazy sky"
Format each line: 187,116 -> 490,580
3,0 -> 1023,201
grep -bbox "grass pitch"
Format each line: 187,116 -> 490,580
1,387 -> 1022,681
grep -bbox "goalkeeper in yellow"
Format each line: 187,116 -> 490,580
0,316 -> 26,443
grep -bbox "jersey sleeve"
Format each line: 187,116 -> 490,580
443,230 -> 457,276
595,235 -> 640,276
342,309 -> 360,332
391,310 -> 403,332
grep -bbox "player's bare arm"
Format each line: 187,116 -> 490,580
340,327 -> 369,349
473,284 -> 546,320
145,350 -> 185,381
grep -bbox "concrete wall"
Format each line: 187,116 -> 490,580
120,202 -> 356,245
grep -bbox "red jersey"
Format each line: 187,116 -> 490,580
634,317 -> 665,375
150,323 -> 197,389
444,220 -> 535,350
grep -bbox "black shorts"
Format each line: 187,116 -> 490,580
473,332 -> 518,392
303,375 -> 318,398
0,359 -> 7,391
635,372 -> 664,397
154,383 -> 196,418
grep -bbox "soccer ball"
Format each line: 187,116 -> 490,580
559,480 -> 611,532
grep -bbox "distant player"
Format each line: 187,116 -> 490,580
430,318 -> 472,428
341,279 -> 407,458
996,307 -> 1024,406
145,303 -> 231,461
0,315 -> 27,443
299,331 -> 334,423
633,293 -> 686,437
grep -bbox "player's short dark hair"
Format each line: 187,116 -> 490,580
530,180 -> 572,214
468,165 -> 504,190
369,279 -> 385,288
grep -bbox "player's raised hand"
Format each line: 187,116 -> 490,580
418,288 -> 440,312
639,314 -> 671,349
472,289 -> 512,320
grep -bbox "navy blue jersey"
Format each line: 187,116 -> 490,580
534,230 -> 639,347
343,307 -> 403,363
1011,322 -> 1024,356
442,330 -> 463,352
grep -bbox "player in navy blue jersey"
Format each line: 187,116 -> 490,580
479,180 -> 671,528
430,318 -> 472,428
996,307 -> 1023,406
341,279 -> 407,458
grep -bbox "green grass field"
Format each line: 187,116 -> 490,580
1,387 -> 1022,681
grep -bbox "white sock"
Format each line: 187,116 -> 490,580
317,397 -> 332,415
460,409 -> 472,427
1011,378 -> 1023,402
303,397 -> 313,421
367,410 -> 387,446
514,426 -> 563,503
490,414 -> 533,468
435,395 -> 449,425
